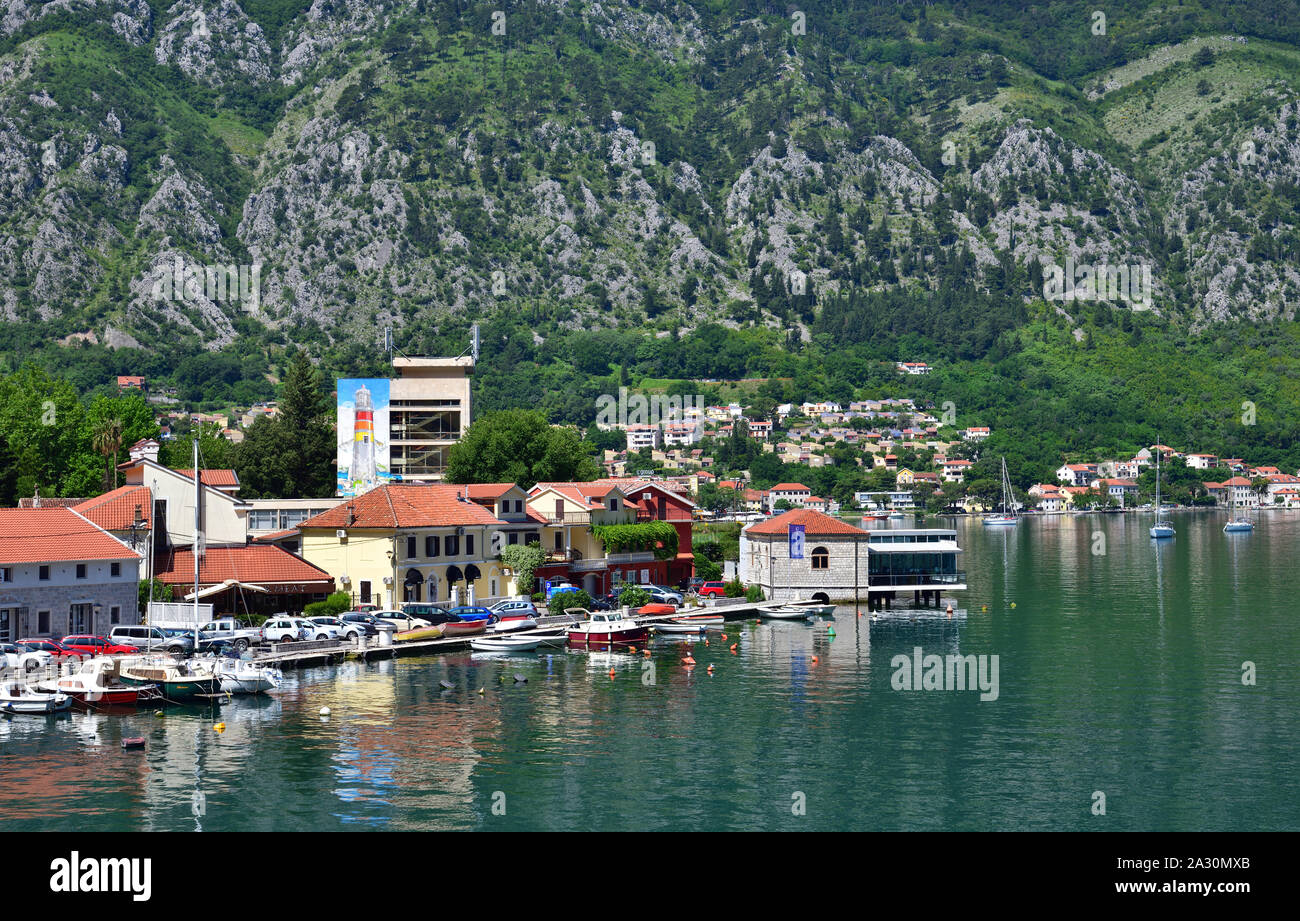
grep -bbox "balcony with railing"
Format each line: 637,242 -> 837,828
866,570 -> 967,587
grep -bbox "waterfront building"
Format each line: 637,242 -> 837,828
298,484 -> 532,608
529,479 -> 695,596
0,508 -> 142,640
767,482 -> 812,512
738,509 -> 965,605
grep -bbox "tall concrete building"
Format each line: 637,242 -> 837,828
388,356 -> 474,483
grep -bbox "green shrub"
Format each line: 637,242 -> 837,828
556,589 -> 593,612
744,584 -> 765,603
303,591 -> 352,617
723,578 -> 746,598
617,585 -> 652,608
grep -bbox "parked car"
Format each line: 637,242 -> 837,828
261,616 -> 309,643
487,599 -> 539,624
365,610 -> 432,631
645,585 -> 684,605
307,616 -> 367,640
161,628 -> 234,655
444,605 -> 494,622
15,639 -> 78,660
110,625 -> 188,654
0,642 -> 51,672
61,635 -> 141,656
697,581 -> 727,598
198,618 -> 263,651
338,612 -> 400,637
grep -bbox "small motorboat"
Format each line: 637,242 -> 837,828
567,609 -> 649,649
1,680 -> 71,714
757,605 -> 814,620
669,612 -> 724,626
118,658 -> 220,701
441,619 -> 488,638
487,617 -> 538,634
1223,518 -> 1254,533
470,635 -> 543,653
637,603 -> 678,617
395,624 -> 444,643
36,657 -> 160,707
798,603 -> 836,617
527,629 -> 569,647
189,657 -> 282,694
651,621 -> 709,635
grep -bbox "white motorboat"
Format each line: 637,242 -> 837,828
651,621 -> 709,635
470,635 -> 543,652
487,617 -> 539,634
1223,518 -> 1254,533
566,609 -> 649,648
758,605 -> 814,620
1,680 -> 71,714
190,657 -> 283,694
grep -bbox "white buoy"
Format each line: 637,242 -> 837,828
319,706 -> 331,716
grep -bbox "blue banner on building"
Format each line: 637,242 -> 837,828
788,524 -> 805,559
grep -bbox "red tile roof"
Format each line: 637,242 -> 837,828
770,483 -> 811,492
461,483 -> 520,500
0,509 -> 141,564
300,484 -> 505,529
171,469 -> 240,487
746,508 -> 866,537
154,544 -> 331,587
16,496 -> 86,509
73,486 -> 153,531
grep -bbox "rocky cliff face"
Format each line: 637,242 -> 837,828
1,1 -> 1299,350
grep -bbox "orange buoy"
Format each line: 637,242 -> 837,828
628,646 -> 636,654
721,633 -> 727,641
812,655 -> 819,665
682,655 -> 695,665
707,664 -> 715,674
609,668 -> 616,679
729,643 -> 738,654
704,638 -> 709,646
643,648 -> 651,656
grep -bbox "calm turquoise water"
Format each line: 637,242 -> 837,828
2,510 -> 1296,831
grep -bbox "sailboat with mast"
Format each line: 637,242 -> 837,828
983,457 -> 1018,526
1223,479 -> 1255,532
1149,444 -> 1175,539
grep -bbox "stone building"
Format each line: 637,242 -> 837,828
0,508 -> 142,641
739,509 -> 965,607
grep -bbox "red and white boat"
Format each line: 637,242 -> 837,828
567,610 -> 649,649
38,658 -> 161,708
440,620 -> 488,638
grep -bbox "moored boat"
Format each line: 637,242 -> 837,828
36,657 -> 160,707
118,658 -> 220,701
567,610 -> 649,649
395,624 -> 445,642
189,656 -> 282,694
757,605 -> 814,620
469,635 -> 543,652
1223,518 -> 1255,533
1,680 -> 71,714
440,620 -> 488,638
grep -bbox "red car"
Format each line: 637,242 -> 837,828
15,638 -> 80,659
59,635 -> 140,656
697,581 -> 727,598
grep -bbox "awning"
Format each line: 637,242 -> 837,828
445,565 -> 464,583
184,579 -> 270,601
465,564 -> 482,581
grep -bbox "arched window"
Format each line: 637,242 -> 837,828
811,546 -> 829,570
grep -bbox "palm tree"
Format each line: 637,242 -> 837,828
92,415 -> 124,493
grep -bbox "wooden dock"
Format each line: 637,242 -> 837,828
251,600 -> 769,670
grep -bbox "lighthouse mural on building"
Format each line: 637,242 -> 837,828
337,379 -> 391,497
